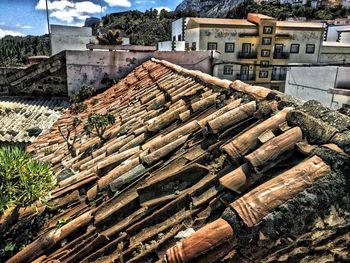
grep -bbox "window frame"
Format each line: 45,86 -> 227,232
306,44 -> 315,54
261,49 -> 270,57
262,37 -> 272,45
259,70 -> 269,78
225,42 -> 235,53
263,26 -> 273,34
207,42 -> 218,51
191,42 -> 197,51
223,65 -> 234,75
290,44 -> 300,54
260,60 -> 269,68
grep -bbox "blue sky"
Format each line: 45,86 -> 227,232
0,0 -> 183,37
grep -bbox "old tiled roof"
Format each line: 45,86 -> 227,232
3,59 -> 350,262
0,97 -> 68,144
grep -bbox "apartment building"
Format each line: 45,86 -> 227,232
158,13 -> 350,90
168,14 -> 324,90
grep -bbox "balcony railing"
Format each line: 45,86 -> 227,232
236,74 -> 256,81
271,74 -> 287,81
273,52 -> 290,59
238,51 -> 258,59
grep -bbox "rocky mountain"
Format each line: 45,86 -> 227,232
175,0 -> 243,18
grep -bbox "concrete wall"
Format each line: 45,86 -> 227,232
158,41 -> 186,51
319,43 -> 350,63
66,50 -> 153,95
275,28 -> 323,63
154,51 -> 214,75
51,25 -> 95,56
285,66 -> 350,109
172,18 -> 185,41
326,25 -> 350,42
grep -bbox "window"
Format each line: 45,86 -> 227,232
172,36 -> 176,41
261,49 -> 270,57
178,34 -> 182,41
290,44 -> 300,54
224,65 -> 234,75
185,43 -> 190,51
225,43 -> 235,53
207,42 -> 218,50
260,61 -> 269,67
259,70 -> 269,78
262,37 -> 272,45
191,42 -> 197,51
306,44 -> 315,54
263,26 -> 273,34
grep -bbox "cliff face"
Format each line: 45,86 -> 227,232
175,0 -> 243,18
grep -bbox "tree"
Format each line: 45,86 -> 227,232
0,147 -> 54,232
84,114 -> 116,141
58,117 -> 81,157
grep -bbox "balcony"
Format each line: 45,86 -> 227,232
236,74 -> 256,81
273,52 -> 290,59
271,74 -> 286,81
238,51 -> 258,59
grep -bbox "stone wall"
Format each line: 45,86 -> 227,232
0,52 -> 67,97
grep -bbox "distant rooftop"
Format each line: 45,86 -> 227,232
0,97 -> 68,144
276,21 -> 325,29
187,18 -> 256,29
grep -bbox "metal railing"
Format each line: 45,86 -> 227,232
271,74 -> 287,81
238,51 -> 258,59
236,74 -> 256,81
273,52 -> 290,59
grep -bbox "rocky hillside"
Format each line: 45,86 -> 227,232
175,0 -> 243,17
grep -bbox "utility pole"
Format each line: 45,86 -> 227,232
45,0 -> 50,34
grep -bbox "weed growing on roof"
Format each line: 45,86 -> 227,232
70,85 -> 96,103
70,102 -> 88,115
55,218 -> 69,229
58,117 -> 81,157
84,114 -> 116,141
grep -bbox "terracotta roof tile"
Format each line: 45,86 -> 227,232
5,58 -> 350,263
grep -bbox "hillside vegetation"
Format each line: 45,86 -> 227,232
96,9 -> 197,46
0,35 -> 50,67
227,1 -> 349,20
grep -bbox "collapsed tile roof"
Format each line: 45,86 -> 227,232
3,58 -> 350,263
0,97 -> 68,144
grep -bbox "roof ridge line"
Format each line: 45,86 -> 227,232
151,58 -> 271,99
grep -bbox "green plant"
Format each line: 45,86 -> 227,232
44,147 -> 54,156
70,85 -> 96,104
55,218 -> 69,228
0,147 -> 54,232
92,98 -> 98,105
84,114 -> 116,141
70,102 -> 88,115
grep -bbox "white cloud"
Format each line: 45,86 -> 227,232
0,28 -> 23,38
135,0 -> 156,4
104,0 -> 132,7
154,6 -> 171,12
36,0 -> 105,23
22,25 -> 33,29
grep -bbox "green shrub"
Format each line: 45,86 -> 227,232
0,147 -> 54,214
70,85 -> 96,103
84,114 -> 116,141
